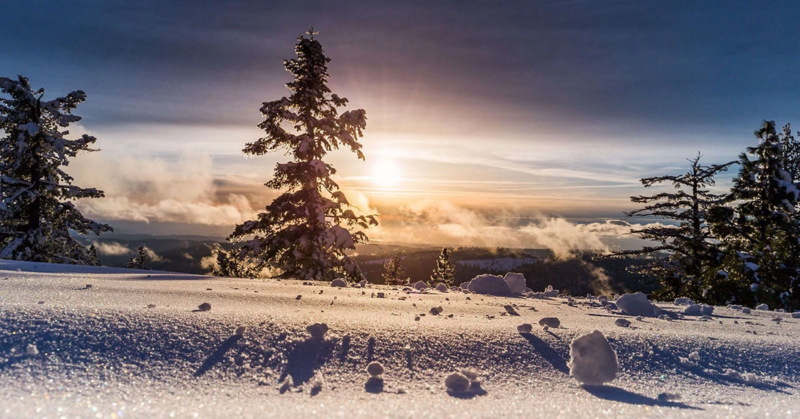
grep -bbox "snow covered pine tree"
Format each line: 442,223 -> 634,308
0,76 -> 111,265
430,248 -> 456,286
382,256 -> 409,285
618,154 -> 734,303
710,121 -> 800,309
227,29 -> 377,281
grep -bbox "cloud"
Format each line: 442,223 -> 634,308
92,241 -> 132,256
142,246 -> 162,262
69,150 -> 258,226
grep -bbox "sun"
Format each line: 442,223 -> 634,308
370,159 -> 402,188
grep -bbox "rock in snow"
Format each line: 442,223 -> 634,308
568,330 -> 619,385
538,317 -> 560,328
503,272 -> 527,294
465,275 -> 511,296
331,278 -> 348,287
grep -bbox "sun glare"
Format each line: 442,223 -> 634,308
371,159 -> 402,188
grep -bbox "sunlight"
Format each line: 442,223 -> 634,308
370,159 -> 402,188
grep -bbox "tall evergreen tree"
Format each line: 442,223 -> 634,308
711,121 -> 800,309
126,246 -> 151,270
619,154 -> 735,302
382,256 -> 409,285
0,76 -> 111,265
228,30 -> 377,281
430,248 -> 456,286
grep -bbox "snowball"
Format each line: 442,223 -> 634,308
198,302 -> 211,311
614,318 -> 631,327
430,306 -> 443,315
756,303 -> 769,311
517,323 -> 533,333
568,330 -> 618,385
538,317 -> 560,328
366,361 -> 384,377
683,305 -> 702,316
503,272 -> 527,294
413,281 -> 428,290
306,323 -> 329,340
26,344 -> 39,357
466,275 -> 511,295
688,351 -> 700,361
435,283 -> 448,293
615,293 -> 667,318
444,372 -> 471,393
331,278 -> 348,287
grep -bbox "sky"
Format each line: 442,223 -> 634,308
1,1 -> 799,250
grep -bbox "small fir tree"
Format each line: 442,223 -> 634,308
228,29 -> 377,281
382,256 -> 409,285
212,247 -> 262,279
430,248 -> 456,286
0,76 -> 111,264
617,154 -> 735,302
710,121 -> 800,309
127,246 -> 150,270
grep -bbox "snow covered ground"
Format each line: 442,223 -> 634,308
1,260 -> 799,418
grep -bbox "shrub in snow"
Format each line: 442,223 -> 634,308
435,283 -> 448,293
517,324 -> 533,333
225,30 -> 377,282
465,275 -> 511,296
444,372 -> 471,393
0,76 -> 112,265
366,361 -> 384,377
538,317 -> 560,328
615,293 -> 670,318
568,330 -> 618,385
430,248 -> 456,286
331,278 -> 348,287
306,323 -> 329,340
413,281 -> 428,290
503,272 -> 527,294
756,303 -> 769,311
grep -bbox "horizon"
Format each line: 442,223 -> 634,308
2,1 -> 799,254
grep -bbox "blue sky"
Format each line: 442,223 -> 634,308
1,0 -> 799,248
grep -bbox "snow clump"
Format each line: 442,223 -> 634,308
542,285 -> 559,298
517,323 -> 533,333
367,361 -> 384,377
615,293 -> 672,318
756,303 -> 769,311
198,302 -> 211,311
413,281 -> 428,290
568,330 -> 618,385
614,318 -> 631,327
26,344 -> 39,357
503,272 -> 527,294
444,372 -> 471,393
435,283 -> 448,292
465,275 -> 511,296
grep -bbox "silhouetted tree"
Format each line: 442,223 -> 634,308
711,121 -> 800,309
127,246 -> 150,270
227,29 -> 377,281
382,256 -> 409,285
0,76 -> 111,265
212,247 -> 261,279
619,154 -> 735,302
430,248 -> 456,286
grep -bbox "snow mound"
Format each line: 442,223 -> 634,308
756,303 -> 769,311
465,275 -> 511,296
503,272 -> 527,294
331,278 -> 348,287
702,305 -> 714,316
615,293 -> 671,318
413,281 -> 429,290
435,283 -> 448,293
792,312 -> 800,319
568,330 -> 618,385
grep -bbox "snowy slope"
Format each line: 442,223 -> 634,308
1,260 -> 799,418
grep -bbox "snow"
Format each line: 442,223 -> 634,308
1,260 -> 799,417
502,272 -> 527,294
464,274 -> 511,295
756,303 -> 769,311
568,331 -> 619,385
683,305 -> 703,316
615,293 -> 671,318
